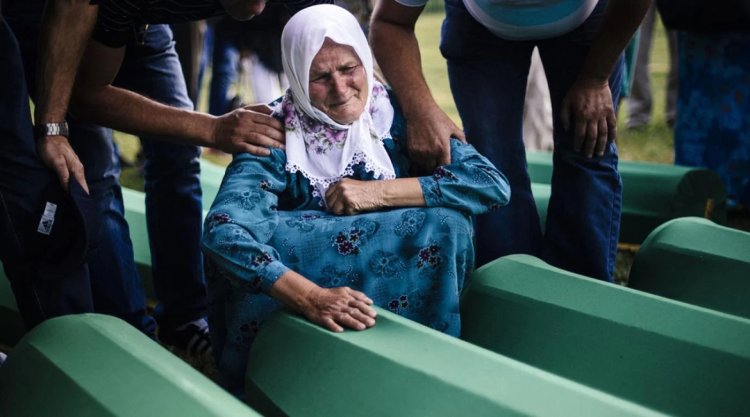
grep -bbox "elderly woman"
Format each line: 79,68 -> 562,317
202,4 -> 510,397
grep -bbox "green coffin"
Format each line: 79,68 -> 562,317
246,308 -> 664,417
0,267 -> 24,347
526,150 -> 727,243
0,314 -> 259,417
629,217 -> 750,319
461,254 -> 750,417
122,187 -> 155,297
200,158 -> 226,209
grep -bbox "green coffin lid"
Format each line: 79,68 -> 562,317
0,267 -> 24,347
0,314 -> 259,417
246,308 -> 664,417
200,158 -> 226,210
527,150 -> 727,243
462,254 -> 750,417
629,217 -> 750,319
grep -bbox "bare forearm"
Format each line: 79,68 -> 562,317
380,178 -> 425,207
35,0 -> 98,124
579,0 -> 652,83
370,5 -> 437,118
269,270 -> 319,313
73,84 -> 218,147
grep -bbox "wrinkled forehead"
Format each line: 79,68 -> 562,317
310,38 -> 363,69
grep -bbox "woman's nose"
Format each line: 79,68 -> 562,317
331,74 -> 348,95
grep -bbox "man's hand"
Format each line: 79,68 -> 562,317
210,104 -> 285,155
301,286 -> 377,333
406,105 -> 465,173
37,135 -> 89,194
560,77 -> 617,158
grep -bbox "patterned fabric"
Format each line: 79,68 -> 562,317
202,106 -> 510,396
675,32 -> 750,209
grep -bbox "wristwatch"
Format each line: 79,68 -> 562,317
34,122 -> 69,139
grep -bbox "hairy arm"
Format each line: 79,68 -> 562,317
370,0 -> 464,171
71,39 -> 284,155
560,0 -> 652,157
34,0 -> 98,192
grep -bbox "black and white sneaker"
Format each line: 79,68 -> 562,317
159,319 -> 212,356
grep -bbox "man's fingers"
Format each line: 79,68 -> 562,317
242,103 -> 273,114
607,112 -> 618,143
596,119 -> 608,157
244,110 -> 284,131
560,102 -> 571,132
584,122 -> 598,158
70,159 -> 90,194
573,119 -> 587,152
238,143 -> 272,156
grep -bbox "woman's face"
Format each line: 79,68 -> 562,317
308,39 -> 367,125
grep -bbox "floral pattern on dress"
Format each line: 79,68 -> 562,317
369,251 -> 407,277
332,218 -> 378,256
394,210 -> 426,237
318,264 -> 361,288
416,244 -> 443,269
231,190 -> 262,211
250,252 -> 273,268
285,213 -> 324,232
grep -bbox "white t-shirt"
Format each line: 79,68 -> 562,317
395,0 -> 599,40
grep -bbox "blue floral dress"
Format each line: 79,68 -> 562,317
675,32 -> 750,209
202,115 -> 510,396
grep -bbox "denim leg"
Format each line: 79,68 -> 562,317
208,22 -> 241,116
115,24 -> 207,329
537,1 -> 623,281
4,14 -> 156,334
442,0 -> 622,280
441,0 -> 541,266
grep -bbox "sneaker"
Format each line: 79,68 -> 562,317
159,319 -> 212,356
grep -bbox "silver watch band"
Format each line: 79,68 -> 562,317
34,122 -> 70,139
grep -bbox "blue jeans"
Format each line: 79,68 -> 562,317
208,19 -> 241,116
440,0 -> 623,281
6,16 -> 206,331
116,25 -> 207,329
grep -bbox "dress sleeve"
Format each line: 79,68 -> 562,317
201,150 -> 291,294
417,139 -> 511,215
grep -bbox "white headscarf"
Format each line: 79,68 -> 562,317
274,4 -> 396,202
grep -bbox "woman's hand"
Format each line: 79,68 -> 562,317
325,178 -> 385,215
302,286 -> 377,332
269,270 -> 377,333
326,178 -> 425,215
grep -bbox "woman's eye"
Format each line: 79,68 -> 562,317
312,74 -> 330,83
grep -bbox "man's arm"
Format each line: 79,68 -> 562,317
70,39 -> 285,156
560,0 -> 652,158
35,0 -> 98,193
370,0 -> 464,172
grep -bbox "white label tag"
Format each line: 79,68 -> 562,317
37,202 -> 58,236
